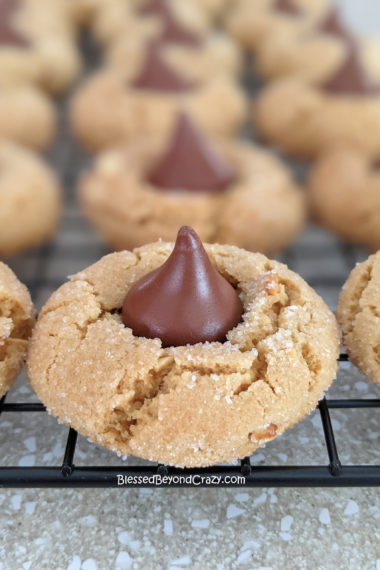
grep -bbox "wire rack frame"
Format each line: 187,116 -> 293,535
0,352 -> 379,488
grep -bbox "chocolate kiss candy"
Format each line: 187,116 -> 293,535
318,8 -> 354,42
132,46 -> 193,92
322,45 -> 380,96
138,0 -> 169,16
158,12 -> 203,47
148,114 -> 235,192
138,0 -> 202,46
122,226 -> 243,347
0,0 -> 30,47
273,0 -> 302,16
0,26 -> 30,48
0,0 -> 16,21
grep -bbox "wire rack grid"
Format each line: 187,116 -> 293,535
1,357 -> 380,488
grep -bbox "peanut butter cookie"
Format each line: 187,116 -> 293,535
337,251 -> 380,387
255,46 -> 380,160
309,147 -> 380,250
91,0 -> 208,47
27,230 -> 339,467
70,63 -> 246,153
0,85 -> 56,150
103,26 -> 243,83
0,0 -> 81,94
255,8 -> 380,86
225,0 -> 327,53
79,114 -> 305,254
0,262 -> 35,398
0,142 -> 62,256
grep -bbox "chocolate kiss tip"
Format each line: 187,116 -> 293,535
0,27 -> 30,47
318,8 -> 353,42
274,0 -> 302,16
176,225 -> 196,243
138,0 -> 202,46
122,226 -> 243,348
132,46 -> 193,92
0,0 -> 30,47
0,0 -> 16,18
322,45 -> 380,96
148,113 -> 236,192
138,0 -> 168,15
159,13 -> 203,47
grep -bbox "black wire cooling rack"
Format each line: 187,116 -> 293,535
1,359 -> 380,488
1,35 -> 379,488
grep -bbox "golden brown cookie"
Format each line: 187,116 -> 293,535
337,251 -> 380,387
0,40 -> 41,88
70,70 -> 247,153
0,85 -> 56,150
94,0 -> 243,83
79,129 -> 305,254
0,0 -> 81,93
15,0 -> 77,39
31,37 -> 82,95
71,0 -> 219,32
255,77 -> 380,160
309,147 -> 380,250
184,0 -> 226,23
0,262 -> 35,398
92,0 -> 208,47
64,0 -> 102,27
27,241 -> 339,467
0,142 -> 62,256
225,0 -> 327,53
103,25 -> 243,83
256,27 -> 380,86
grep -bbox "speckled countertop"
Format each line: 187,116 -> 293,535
1,2 -> 380,569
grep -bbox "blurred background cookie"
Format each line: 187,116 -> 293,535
70,47 -> 247,153
225,0 -> 327,53
0,142 -> 62,257
0,85 -> 56,150
99,8 -> 243,84
87,0 -> 244,91
254,44 -> 380,159
0,262 -> 35,398
337,251 -> 380,387
91,0 -> 208,46
309,146 -> 380,250
78,113 -> 305,253
0,0 -> 81,94
64,0 -> 103,27
255,7 -> 380,85
67,0 -> 221,31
